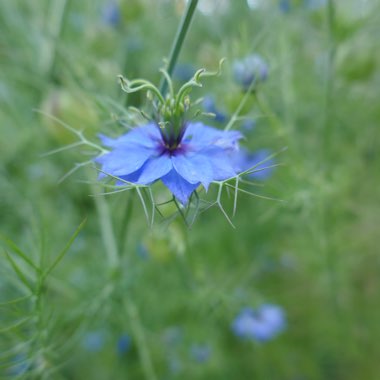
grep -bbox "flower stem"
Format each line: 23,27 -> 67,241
46,0 -> 70,82
159,0 -> 199,96
91,182 -> 119,269
124,299 -> 157,380
322,0 -> 336,156
90,178 -> 157,380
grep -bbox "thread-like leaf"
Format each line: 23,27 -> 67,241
0,235 -> 39,272
42,218 -> 87,280
3,250 -> 33,292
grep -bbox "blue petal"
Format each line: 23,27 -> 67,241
96,145 -> 153,177
183,122 -> 243,151
115,168 -> 144,185
199,148 -> 237,182
137,153 -> 172,184
98,133 -> 118,148
99,123 -> 162,149
161,170 -> 199,205
171,153 -> 213,188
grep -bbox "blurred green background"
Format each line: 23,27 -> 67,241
1,0 -> 380,379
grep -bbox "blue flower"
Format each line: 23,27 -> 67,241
202,96 -> 228,123
7,354 -> 30,376
82,331 -> 105,352
233,149 -> 275,180
241,119 -> 256,132
279,0 -> 291,13
232,304 -> 286,342
189,344 -> 212,363
117,334 -> 132,355
233,54 -> 269,91
96,122 -> 243,204
304,0 -> 326,10
162,326 -> 183,346
173,63 -> 196,83
102,1 -> 120,27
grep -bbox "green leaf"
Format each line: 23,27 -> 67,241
0,234 -> 40,273
0,295 -> 31,307
42,218 -> 87,280
0,316 -> 32,334
3,250 -> 34,292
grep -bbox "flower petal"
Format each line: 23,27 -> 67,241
161,170 -> 199,205
115,168 -> 144,185
182,122 -> 243,152
171,153 -> 214,188
136,153 -> 172,184
95,145 -> 153,177
98,122 -> 162,149
198,148 -> 237,181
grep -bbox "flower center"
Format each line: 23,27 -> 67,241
158,120 -> 188,154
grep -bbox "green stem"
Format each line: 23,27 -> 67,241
159,0 -> 199,96
91,182 -> 119,269
322,0 -> 336,157
322,0 -> 340,314
124,300 -> 157,380
118,193 -> 134,256
46,0 -> 70,82
90,179 -> 157,380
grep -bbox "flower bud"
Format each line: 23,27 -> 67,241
233,54 -> 268,91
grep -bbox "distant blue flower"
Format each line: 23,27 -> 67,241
7,354 -> 30,376
173,64 -> 196,83
102,1 -> 120,27
233,54 -> 269,91
232,304 -> 286,342
82,331 -> 105,352
162,326 -> 183,347
279,0 -> 291,12
241,119 -> 256,132
96,122 -> 243,204
234,149 -> 275,180
304,0 -> 326,10
202,96 -> 228,123
136,243 -> 150,259
126,36 -> 144,53
189,344 -> 212,363
168,355 -> 182,374
117,334 -> 132,355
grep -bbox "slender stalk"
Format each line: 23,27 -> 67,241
46,0 -> 70,82
322,0 -> 336,157
91,182 -> 119,269
90,179 -> 157,380
321,0 -> 340,313
118,193 -> 134,256
124,300 -> 157,380
159,0 -> 199,96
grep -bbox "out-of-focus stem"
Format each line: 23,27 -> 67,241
159,0 -> 199,96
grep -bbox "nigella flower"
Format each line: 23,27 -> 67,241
7,354 -> 30,376
241,118 -> 256,132
202,96 -> 228,123
304,0 -> 326,10
173,63 -> 196,83
82,331 -> 105,352
102,1 -> 120,27
117,334 -> 132,355
232,304 -> 286,342
279,0 -> 291,13
189,344 -> 212,363
96,122 -> 242,205
233,54 -> 269,91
